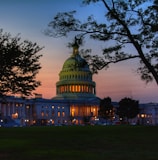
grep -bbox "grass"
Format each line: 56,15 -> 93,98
0,125 -> 158,160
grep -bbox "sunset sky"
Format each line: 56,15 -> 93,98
0,0 -> 157,103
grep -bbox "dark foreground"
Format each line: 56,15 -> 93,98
0,125 -> 158,160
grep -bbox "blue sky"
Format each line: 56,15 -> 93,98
0,0 -> 157,103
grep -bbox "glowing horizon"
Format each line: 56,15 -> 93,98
34,47 -> 158,103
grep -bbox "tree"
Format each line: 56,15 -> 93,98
0,29 -> 43,96
116,97 -> 139,122
45,0 -> 158,85
98,97 -> 114,121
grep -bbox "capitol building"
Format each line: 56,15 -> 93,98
0,41 -> 100,126
0,42 -> 158,126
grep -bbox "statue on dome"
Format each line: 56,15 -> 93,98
67,36 -> 83,55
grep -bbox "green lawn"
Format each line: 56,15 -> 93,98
0,125 -> 158,160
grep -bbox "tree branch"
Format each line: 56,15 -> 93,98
95,55 -> 140,70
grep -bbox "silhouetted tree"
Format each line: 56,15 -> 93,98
98,97 -> 114,121
117,97 -> 139,123
0,29 -> 43,96
45,0 -> 158,85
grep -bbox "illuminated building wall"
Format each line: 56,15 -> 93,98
70,104 -> 98,117
52,40 -> 100,124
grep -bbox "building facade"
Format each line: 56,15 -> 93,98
0,42 -> 100,126
0,42 -> 158,126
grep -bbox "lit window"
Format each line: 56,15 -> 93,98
41,111 -> 44,117
71,109 -> 75,117
26,105 -> 30,109
75,85 -> 77,92
78,85 -> 81,92
86,86 -> 88,92
58,111 -> 60,117
62,106 -> 64,109
46,111 -> 49,117
52,106 -> 54,109
62,112 -> 65,117
71,85 -> 73,92
72,85 -> 75,92
12,113 -> 18,119
58,106 -> 60,109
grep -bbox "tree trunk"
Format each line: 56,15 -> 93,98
135,41 -> 158,85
